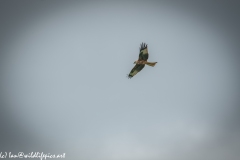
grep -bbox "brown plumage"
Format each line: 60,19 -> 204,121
127,43 -> 157,79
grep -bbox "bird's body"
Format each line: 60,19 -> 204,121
134,60 -> 157,66
127,43 -> 157,78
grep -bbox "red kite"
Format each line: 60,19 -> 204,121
127,43 -> 157,78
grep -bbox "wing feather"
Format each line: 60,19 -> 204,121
138,42 -> 149,61
127,64 -> 145,78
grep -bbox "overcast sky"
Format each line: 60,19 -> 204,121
0,1 -> 240,160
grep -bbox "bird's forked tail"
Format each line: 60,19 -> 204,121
146,62 -> 157,67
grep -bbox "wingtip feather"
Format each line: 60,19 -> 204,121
140,42 -> 148,51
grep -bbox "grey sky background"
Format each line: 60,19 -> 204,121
0,0 -> 240,160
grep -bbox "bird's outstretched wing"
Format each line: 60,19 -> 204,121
127,64 -> 145,79
138,42 -> 149,61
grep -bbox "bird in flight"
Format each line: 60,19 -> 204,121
127,43 -> 157,79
